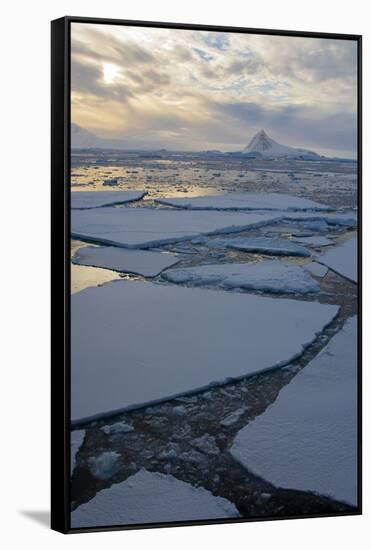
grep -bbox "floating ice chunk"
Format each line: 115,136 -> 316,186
71,208 -> 283,249
88,451 -> 120,480
293,236 -> 333,247
231,317 -> 358,507
155,193 -> 330,212
304,262 -> 328,278
101,421 -> 134,435
191,434 -> 219,456
221,408 -> 248,428
71,280 -> 337,423
71,469 -> 240,528
317,237 -> 357,282
224,237 -> 311,257
71,429 -> 85,475
73,246 -> 179,277
162,261 -> 320,294
71,190 -> 146,210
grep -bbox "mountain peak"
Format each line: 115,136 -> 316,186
244,130 -> 319,158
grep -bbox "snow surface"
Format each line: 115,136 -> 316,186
304,262 -> 328,278
71,469 -> 240,528
71,207 -> 283,249
293,236 -> 333,247
71,191 -> 146,210
317,237 -> 357,282
156,193 -> 329,212
162,261 -> 320,294
71,280 -> 337,423
231,317 -> 358,507
73,246 -> 179,277
71,430 -> 85,475
224,237 -> 311,257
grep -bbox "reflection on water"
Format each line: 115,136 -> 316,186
71,239 -> 120,294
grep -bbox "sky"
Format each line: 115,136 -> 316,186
71,23 -> 358,158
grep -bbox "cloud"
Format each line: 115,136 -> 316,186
70,23 -> 358,156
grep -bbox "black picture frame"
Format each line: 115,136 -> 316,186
51,16 -> 362,534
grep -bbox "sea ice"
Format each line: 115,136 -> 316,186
283,211 -> 357,228
71,190 -> 146,210
71,430 -> 85,475
317,237 -> 357,282
71,280 -> 337,423
71,207 -> 283,249
88,451 -> 120,480
155,193 -> 330,212
71,469 -> 240,528
73,246 -> 179,277
304,262 -> 328,278
231,317 -> 358,507
293,236 -> 333,247
162,261 -> 320,294
223,237 -> 311,257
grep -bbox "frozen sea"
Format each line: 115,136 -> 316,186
70,149 -> 358,525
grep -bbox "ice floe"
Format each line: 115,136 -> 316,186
73,246 -> 179,277
283,211 -> 357,228
230,317 -> 358,507
293,236 -> 333,247
304,262 -> 328,278
162,261 -> 320,294
71,469 -> 240,528
317,237 -> 357,282
223,237 -> 311,257
71,280 -> 337,423
71,430 -> 85,475
71,190 -> 146,210
71,207 -> 283,249
155,193 -> 330,212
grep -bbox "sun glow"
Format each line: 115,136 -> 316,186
103,63 -> 120,84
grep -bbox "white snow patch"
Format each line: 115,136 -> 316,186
162,261 -> 320,294
71,469 -> 240,528
73,246 -> 179,277
156,193 -> 329,212
231,317 -> 358,507
317,237 -> 357,282
71,430 -> 85,475
71,207 -> 283,249
71,191 -> 146,209
71,280 -> 337,423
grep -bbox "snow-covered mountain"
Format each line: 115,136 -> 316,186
243,130 -> 320,158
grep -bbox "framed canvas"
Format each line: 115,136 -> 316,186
51,16 -> 362,533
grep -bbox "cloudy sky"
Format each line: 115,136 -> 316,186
71,23 -> 358,157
